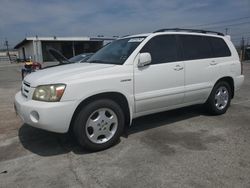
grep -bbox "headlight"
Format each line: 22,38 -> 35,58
32,84 -> 66,102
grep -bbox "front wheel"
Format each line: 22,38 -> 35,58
73,99 -> 125,151
206,81 -> 232,115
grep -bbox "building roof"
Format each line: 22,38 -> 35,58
14,36 -> 116,49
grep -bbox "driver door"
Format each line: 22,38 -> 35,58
134,35 -> 185,113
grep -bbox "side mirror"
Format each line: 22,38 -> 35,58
138,53 -> 151,68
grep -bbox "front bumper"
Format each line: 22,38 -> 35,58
14,91 -> 76,133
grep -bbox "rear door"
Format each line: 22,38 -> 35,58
178,35 -> 218,103
134,35 -> 185,113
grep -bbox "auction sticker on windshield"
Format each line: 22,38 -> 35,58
128,38 -> 145,42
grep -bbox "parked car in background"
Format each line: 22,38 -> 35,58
15,28 -> 244,151
21,58 -> 42,80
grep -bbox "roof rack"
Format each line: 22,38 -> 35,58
153,28 -> 224,36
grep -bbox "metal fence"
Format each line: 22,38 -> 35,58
0,55 -> 17,63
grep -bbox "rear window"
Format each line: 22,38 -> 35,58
179,35 -> 212,61
208,37 -> 231,58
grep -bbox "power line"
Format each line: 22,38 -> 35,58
231,33 -> 250,37
203,21 -> 250,29
230,34 -> 250,38
230,32 -> 250,36
231,36 -> 250,40
234,36 -> 249,44
185,16 -> 250,28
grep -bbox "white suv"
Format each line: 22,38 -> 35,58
15,29 -> 244,151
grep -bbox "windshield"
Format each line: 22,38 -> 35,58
87,37 -> 145,65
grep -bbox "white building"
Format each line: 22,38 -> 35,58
14,36 -> 115,62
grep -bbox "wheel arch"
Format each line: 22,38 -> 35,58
214,76 -> 235,98
68,92 -> 132,133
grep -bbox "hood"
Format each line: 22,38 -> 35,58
24,63 -> 115,87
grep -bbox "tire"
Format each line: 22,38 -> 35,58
73,99 -> 125,151
206,81 -> 232,115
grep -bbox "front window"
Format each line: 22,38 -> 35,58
87,37 -> 145,65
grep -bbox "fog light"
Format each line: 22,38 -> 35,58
30,111 -> 39,123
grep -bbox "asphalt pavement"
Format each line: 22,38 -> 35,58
0,61 -> 250,188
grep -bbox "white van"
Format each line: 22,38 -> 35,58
15,29 -> 244,151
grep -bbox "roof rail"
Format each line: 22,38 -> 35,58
153,28 -> 224,36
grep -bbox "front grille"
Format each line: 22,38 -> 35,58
23,81 -> 30,87
21,81 -> 31,98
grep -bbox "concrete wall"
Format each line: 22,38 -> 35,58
17,41 -> 34,60
0,52 -> 6,56
0,51 -> 18,57
33,40 -> 43,62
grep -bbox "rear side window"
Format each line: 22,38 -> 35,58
141,35 -> 179,64
179,35 -> 212,61
208,37 -> 231,57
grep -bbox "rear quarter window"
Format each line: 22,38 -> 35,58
208,37 -> 231,58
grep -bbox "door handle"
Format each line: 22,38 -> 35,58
174,65 -> 184,71
210,61 -> 217,66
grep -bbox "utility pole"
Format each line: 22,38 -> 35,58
225,28 -> 228,35
4,38 -> 11,63
35,35 -> 39,62
240,37 -> 245,62
72,41 -> 75,57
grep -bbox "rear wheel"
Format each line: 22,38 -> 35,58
206,81 -> 232,115
73,99 -> 125,151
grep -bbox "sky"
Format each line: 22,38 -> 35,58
0,0 -> 250,48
